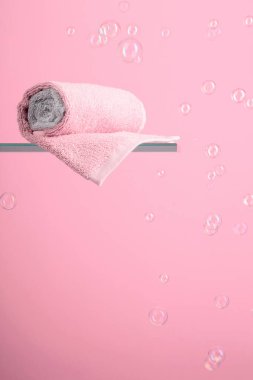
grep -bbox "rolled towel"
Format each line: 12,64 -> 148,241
17,81 -> 180,186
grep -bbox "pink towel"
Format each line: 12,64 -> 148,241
17,81 -> 180,186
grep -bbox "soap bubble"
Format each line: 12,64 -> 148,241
203,213 -> 222,235
243,194 -> 253,207
157,169 -> 165,177
215,164 -> 226,176
149,308 -> 168,326
208,19 -> 219,29
89,33 -> 103,47
244,98 -> 253,109
233,223 -> 248,235
201,80 -> 216,95
0,192 -> 16,210
208,347 -> 225,364
244,16 -> 253,26
207,170 -> 216,181
66,26 -> 76,36
214,295 -> 229,309
204,224 -> 218,236
159,273 -> 169,284
161,28 -> 171,38
118,38 -> 143,63
127,24 -> 138,36
179,103 -> 191,115
145,212 -> 155,222
206,213 -> 222,229
231,88 -> 246,103
99,21 -> 121,39
207,19 -> 222,38
205,143 -> 220,158
118,1 -> 130,12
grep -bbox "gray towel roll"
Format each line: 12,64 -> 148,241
27,87 -> 65,131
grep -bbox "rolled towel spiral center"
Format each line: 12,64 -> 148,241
28,88 -> 66,131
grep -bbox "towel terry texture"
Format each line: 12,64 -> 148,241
17,81 -> 180,186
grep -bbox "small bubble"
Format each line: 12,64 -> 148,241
208,19 -> 219,29
233,223 -> 248,235
208,347 -> 225,364
157,169 -> 165,177
0,192 -> 16,210
207,19 -> 222,38
118,1 -> 130,12
201,80 -> 216,95
159,273 -> 169,284
203,223 -> 218,236
244,16 -> 253,27
127,24 -> 138,36
215,165 -> 226,176
149,308 -> 168,326
231,88 -> 246,103
214,295 -> 229,309
179,103 -> 191,115
243,194 -> 253,207
66,26 -> 76,36
205,143 -> 220,158
244,98 -> 253,109
145,212 -> 155,222
118,38 -> 143,63
207,170 -> 216,181
89,33 -> 103,47
206,213 -> 222,229
99,21 -> 121,39
161,28 -> 171,38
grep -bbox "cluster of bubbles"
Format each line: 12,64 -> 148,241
203,213 -> 222,236
204,144 -> 225,184
231,88 -> 253,109
89,21 -> 121,48
180,81 -> 217,116
206,15 -> 253,39
88,18 -> 143,64
214,295 -> 230,309
0,192 -> 16,210
204,347 -> 225,371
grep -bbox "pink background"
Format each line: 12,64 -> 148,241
1,0 -> 253,379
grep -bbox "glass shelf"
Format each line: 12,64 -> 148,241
0,143 -> 177,152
